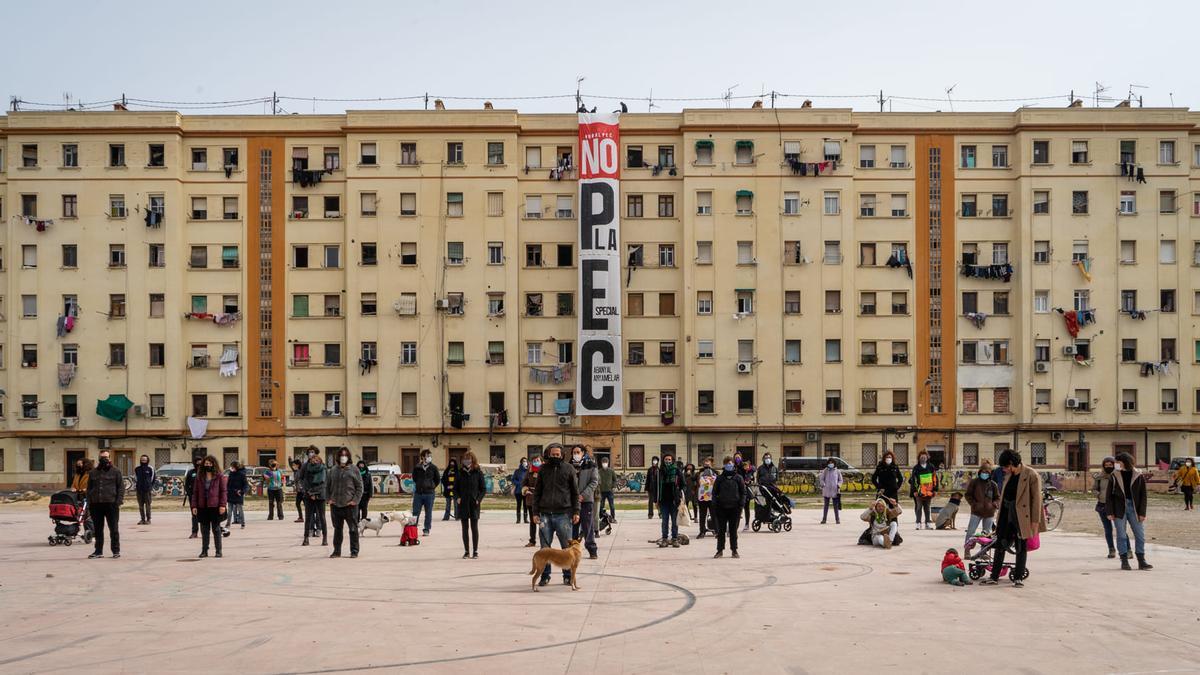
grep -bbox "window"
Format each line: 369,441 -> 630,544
784,290 -> 801,314
823,241 -> 842,264
627,392 -> 646,415
962,389 -> 978,413
1071,140 -> 1089,164
447,141 -> 463,165
1032,140 -> 1050,164
697,340 -> 714,359
1033,190 -> 1049,214
992,291 -> 1009,315
21,344 -> 37,367
657,194 -> 674,218
737,390 -> 754,413
696,191 -> 712,215
323,295 -> 341,317
323,394 -> 342,416
1071,191 -> 1088,214
824,290 -> 841,314
487,292 -> 505,316
397,341 -> 418,366
359,192 -> 377,217
991,194 -> 1009,217
220,245 -> 239,269
892,389 -> 910,413
60,143 -> 79,168
824,390 -> 842,414
22,245 -> 36,268
658,244 -> 675,267
625,145 -> 644,168
1071,241 -> 1089,263
783,191 -> 800,215
1160,289 -> 1176,313
527,392 -> 543,415
735,192 -> 753,215
860,291 -> 877,315
696,291 -> 713,315
960,145 -> 976,168
1159,140 -> 1176,164
149,343 -> 165,367
695,241 -> 713,265
785,340 -> 801,364
1160,240 -> 1177,264
658,145 -> 675,167
109,343 -> 126,367
21,295 -> 37,318
1162,338 -> 1177,361
693,389 -> 714,414
557,293 -> 574,316
445,192 -> 463,217
1162,389 -> 1178,412
736,140 -> 754,164
962,291 -> 978,315
360,142 -> 377,165
1117,139 -> 1136,165
222,147 -> 238,170
1034,290 -> 1049,313
891,291 -> 909,315
1117,191 -> 1137,214
324,245 -> 340,269
1122,389 -> 1138,412
859,145 -> 876,168
323,195 -> 341,217
109,144 -> 125,167
59,194 -> 78,218
890,193 -> 908,217
860,193 -> 876,217
659,342 -> 676,365
553,194 -> 573,218
889,145 -> 907,167
825,339 -> 842,363
1034,389 -> 1051,410
486,141 -> 504,165
447,241 -> 464,265
554,244 -> 572,267
861,390 -> 878,414
627,342 -> 645,366
993,387 -> 1010,413
991,145 -> 1008,167
149,294 -> 165,317
22,195 -> 37,217
659,293 -> 676,316
823,191 -> 840,215
991,242 -> 1009,265
626,195 -> 642,218
1073,289 -> 1090,312
59,244 -> 78,268
823,140 -> 841,162
360,292 -> 377,316
627,293 -> 643,316
525,293 -> 543,317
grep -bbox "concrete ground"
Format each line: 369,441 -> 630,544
2,505 -> 1198,674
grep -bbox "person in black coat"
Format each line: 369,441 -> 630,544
442,458 -> 459,521
711,456 -> 747,558
456,452 -> 487,558
356,460 -> 373,521
645,457 -> 660,518
184,457 -> 202,538
225,462 -> 248,529
872,450 -> 904,505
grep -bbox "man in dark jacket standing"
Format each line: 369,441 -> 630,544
532,443 -> 579,587
225,462 -> 248,529
87,450 -> 125,559
301,447 -> 328,546
411,450 -> 439,536
135,454 -> 155,524
184,457 -> 202,537
645,456 -> 660,519
712,456 -> 747,558
326,447 -> 364,558
657,452 -> 685,547
572,446 -> 599,559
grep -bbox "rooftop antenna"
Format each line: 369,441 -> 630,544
575,76 -> 586,112
1093,81 -> 1109,107
944,84 -> 957,112
9,96 -> 19,112
62,91 -> 72,109
1127,84 -> 1147,107
1169,92 -> 1175,107
723,84 -> 739,109
647,88 -> 657,113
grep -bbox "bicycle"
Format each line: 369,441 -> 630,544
1042,486 -> 1064,531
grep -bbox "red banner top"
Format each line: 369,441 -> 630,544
578,112 -> 620,180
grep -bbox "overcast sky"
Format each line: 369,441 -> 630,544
6,0 -> 1195,115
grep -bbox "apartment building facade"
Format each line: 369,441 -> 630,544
1,105 -> 1198,488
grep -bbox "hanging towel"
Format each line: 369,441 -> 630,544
187,416 -> 209,440
219,346 -> 239,377
56,315 -> 66,338
57,363 -> 76,387
65,315 -> 75,332
1063,310 -> 1080,338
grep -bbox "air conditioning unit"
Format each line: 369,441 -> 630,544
98,439 -> 112,449
435,298 -> 450,310
736,361 -> 752,374
805,431 -> 821,443
59,417 -> 77,428
1064,397 -> 1080,409
132,404 -> 148,417
1062,345 -> 1078,356
557,415 -> 571,426
1050,431 -> 1064,442
1034,361 -> 1050,373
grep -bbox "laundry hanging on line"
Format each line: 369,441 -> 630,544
786,158 -> 837,176
1138,361 -> 1171,377
1074,259 -> 1092,282
219,347 -> 239,377
18,215 -> 55,231
292,168 -> 332,188
960,263 -> 1014,282
144,209 -> 163,228
528,363 -> 573,385
965,312 -> 987,329
1122,309 -> 1149,320
884,250 -> 914,279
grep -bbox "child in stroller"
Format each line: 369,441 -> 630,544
964,529 -> 1029,581
750,484 -> 793,533
48,489 -> 94,546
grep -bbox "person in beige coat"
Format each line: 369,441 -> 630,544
980,449 -> 1046,588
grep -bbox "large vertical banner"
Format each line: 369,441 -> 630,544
577,112 -> 622,415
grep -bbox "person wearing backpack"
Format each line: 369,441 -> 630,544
711,456 -> 747,558
908,451 -> 938,530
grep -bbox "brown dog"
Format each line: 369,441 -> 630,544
529,539 -> 583,591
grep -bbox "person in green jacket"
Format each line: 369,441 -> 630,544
597,455 -> 617,523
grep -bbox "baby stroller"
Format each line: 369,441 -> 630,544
964,530 -> 1029,581
48,490 -> 93,546
750,485 -> 793,533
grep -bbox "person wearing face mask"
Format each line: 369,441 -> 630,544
819,458 -> 843,524
1106,452 -> 1152,571
711,457 -> 747,558
184,457 -> 202,538
441,458 -> 459,522
326,448 -> 364,558
597,455 -> 617,525
656,453 -> 686,547
290,459 -> 306,523
134,454 -> 155,525
86,450 -> 125,559
684,463 -> 699,522
456,451 -> 487,559
696,458 -> 717,537
532,443 -> 581,587
300,447 -> 328,546
861,496 -> 902,548
263,459 -> 285,522
736,455 -> 755,531
980,450 -> 1045,587
225,461 -> 247,530
908,452 -> 939,530
872,451 -> 903,507
571,446 -> 599,559
191,455 -> 227,558
645,456 -> 660,519
411,450 -> 440,536
512,458 -> 530,524
356,459 -> 373,522
72,458 -> 91,503
1173,458 -> 1198,511
522,457 -> 543,546
756,455 -> 779,488
1094,456 -> 1118,558
963,459 -> 1000,549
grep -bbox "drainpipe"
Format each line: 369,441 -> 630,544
1143,428 -> 1149,467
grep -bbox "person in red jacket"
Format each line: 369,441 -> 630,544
191,455 -> 228,558
941,548 -> 971,586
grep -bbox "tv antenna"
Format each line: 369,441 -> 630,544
944,84 -> 957,112
575,76 -> 586,111
1093,81 -> 1109,107
1127,84 -> 1147,107
723,84 -> 739,109
62,91 -> 73,109
647,88 -> 657,113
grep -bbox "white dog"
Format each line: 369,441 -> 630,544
358,513 -> 387,536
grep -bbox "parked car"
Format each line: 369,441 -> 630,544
781,456 -> 857,471
155,462 -> 194,479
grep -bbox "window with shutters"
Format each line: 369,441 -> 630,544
962,389 -> 978,413
993,387 -> 1010,413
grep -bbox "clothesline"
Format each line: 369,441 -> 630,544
13,214 -> 55,231
786,158 -> 838,176
960,262 -> 1014,282
1054,308 -> 1097,337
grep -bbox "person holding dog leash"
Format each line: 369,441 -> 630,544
532,443 -> 580,587
411,450 -> 439,536
327,448 -> 364,558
